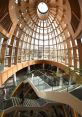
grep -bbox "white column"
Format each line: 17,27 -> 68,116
69,76 -> 72,85
43,64 -> 45,69
0,54 -> 4,71
28,66 -> 30,73
13,73 -> 17,86
59,77 -> 63,87
57,67 -> 59,73
32,73 -> 34,81
4,88 -> 7,99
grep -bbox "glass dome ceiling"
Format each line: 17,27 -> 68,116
38,2 -> 48,14
13,0 -> 78,67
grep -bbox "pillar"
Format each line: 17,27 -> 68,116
69,76 -> 72,85
43,64 -> 45,69
3,88 -> 7,99
59,77 -> 63,87
77,39 -> 82,74
57,67 -> 59,73
32,73 -> 34,81
28,66 -> 31,73
13,73 -> 17,86
0,38 -> 7,71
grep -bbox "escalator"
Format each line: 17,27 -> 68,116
1,69 -> 82,116
0,97 -> 66,117
26,77 -> 82,116
70,86 -> 82,100
0,97 -> 76,117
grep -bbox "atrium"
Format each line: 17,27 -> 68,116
0,0 -> 82,117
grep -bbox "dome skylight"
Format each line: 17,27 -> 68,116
38,2 -> 48,14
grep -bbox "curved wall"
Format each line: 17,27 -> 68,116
0,60 -> 67,86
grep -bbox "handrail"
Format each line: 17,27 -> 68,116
0,80 -> 82,115
27,76 -> 79,93
0,97 -> 49,112
27,78 -> 82,115
11,82 -> 24,96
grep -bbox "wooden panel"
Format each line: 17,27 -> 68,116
12,66 -> 17,74
0,0 -> 13,32
0,74 -> 2,86
12,82 -> 24,96
68,0 -> 81,32
7,68 -> 13,78
68,0 -> 80,19
0,60 -> 81,86
17,63 -> 23,71
1,72 -> 8,83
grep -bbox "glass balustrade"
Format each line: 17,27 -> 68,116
27,70 -> 79,92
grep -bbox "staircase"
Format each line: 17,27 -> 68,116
0,97 -> 49,111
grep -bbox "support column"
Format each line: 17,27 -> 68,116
0,75 -> 2,87
28,66 -> 31,73
0,38 -> 7,71
43,64 -> 45,69
32,73 -> 34,81
77,39 -> 82,74
59,77 -> 63,87
3,88 -> 7,99
13,73 -> 17,86
57,67 -> 59,73
69,76 -> 72,85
